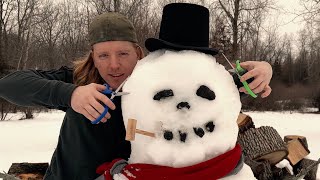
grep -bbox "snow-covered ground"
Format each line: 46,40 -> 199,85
0,111 -> 64,172
0,110 -> 319,174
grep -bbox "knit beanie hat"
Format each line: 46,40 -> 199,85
89,12 -> 138,45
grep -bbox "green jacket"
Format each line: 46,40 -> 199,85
0,66 -> 130,180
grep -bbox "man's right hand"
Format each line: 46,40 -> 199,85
71,83 -> 116,123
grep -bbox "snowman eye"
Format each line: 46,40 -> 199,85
196,85 -> 215,100
153,89 -> 174,101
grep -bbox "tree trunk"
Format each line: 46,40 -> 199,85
244,156 -> 273,180
8,162 -> 48,180
231,0 -> 240,60
218,0 -> 240,60
114,0 -> 120,12
22,107 -> 33,119
238,126 -> 288,165
237,112 -> 255,133
294,158 -> 320,180
0,0 -> 4,73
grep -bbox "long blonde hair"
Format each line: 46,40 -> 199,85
73,52 -> 104,86
73,43 -> 144,86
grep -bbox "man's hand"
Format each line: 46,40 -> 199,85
238,61 -> 273,98
71,83 -> 115,123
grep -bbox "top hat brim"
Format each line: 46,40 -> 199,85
145,38 -> 219,56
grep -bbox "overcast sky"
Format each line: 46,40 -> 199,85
271,0 -> 305,35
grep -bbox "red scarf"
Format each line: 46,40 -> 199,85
97,144 -> 242,180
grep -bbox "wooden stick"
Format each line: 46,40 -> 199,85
126,119 -> 155,141
136,129 -> 155,138
126,119 -> 137,141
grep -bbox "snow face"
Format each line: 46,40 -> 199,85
122,50 -> 241,167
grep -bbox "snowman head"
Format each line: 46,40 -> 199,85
122,50 -> 241,167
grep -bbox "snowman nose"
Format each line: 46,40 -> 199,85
177,102 -> 190,109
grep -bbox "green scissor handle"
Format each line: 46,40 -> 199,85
236,60 -> 257,98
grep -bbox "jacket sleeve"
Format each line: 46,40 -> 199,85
0,66 -> 77,111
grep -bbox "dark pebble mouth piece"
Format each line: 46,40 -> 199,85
163,121 -> 215,142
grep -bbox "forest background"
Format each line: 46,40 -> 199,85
1,0 -> 320,120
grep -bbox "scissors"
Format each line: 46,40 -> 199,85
221,52 -> 257,98
91,78 -> 130,124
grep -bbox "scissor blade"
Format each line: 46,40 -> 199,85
110,77 -> 130,99
221,53 -> 236,70
114,92 -> 130,96
228,69 -> 236,73
114,77 -> 129,94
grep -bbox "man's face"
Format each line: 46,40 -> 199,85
92,41 -> 140,89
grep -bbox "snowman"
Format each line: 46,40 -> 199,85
120,49 -> 256,180
118,3 -> 256,180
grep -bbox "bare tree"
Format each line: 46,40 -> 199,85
32,0 -> 65,69
123,0 -> 159,46
10,0 -> 40,70
280,34 -> 295,84
213,0 -> 274,60
0,0 -> 4,72
0,0 -> 16,72
298,0 -> 320,23
58,0 -> 90,64
87,0 -> 121,13
256,25 -> 287,81
209,12 -> 232,53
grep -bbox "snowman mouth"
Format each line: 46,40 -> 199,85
162,121 -> 215,142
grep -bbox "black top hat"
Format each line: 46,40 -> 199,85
145,3 -> 219,56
